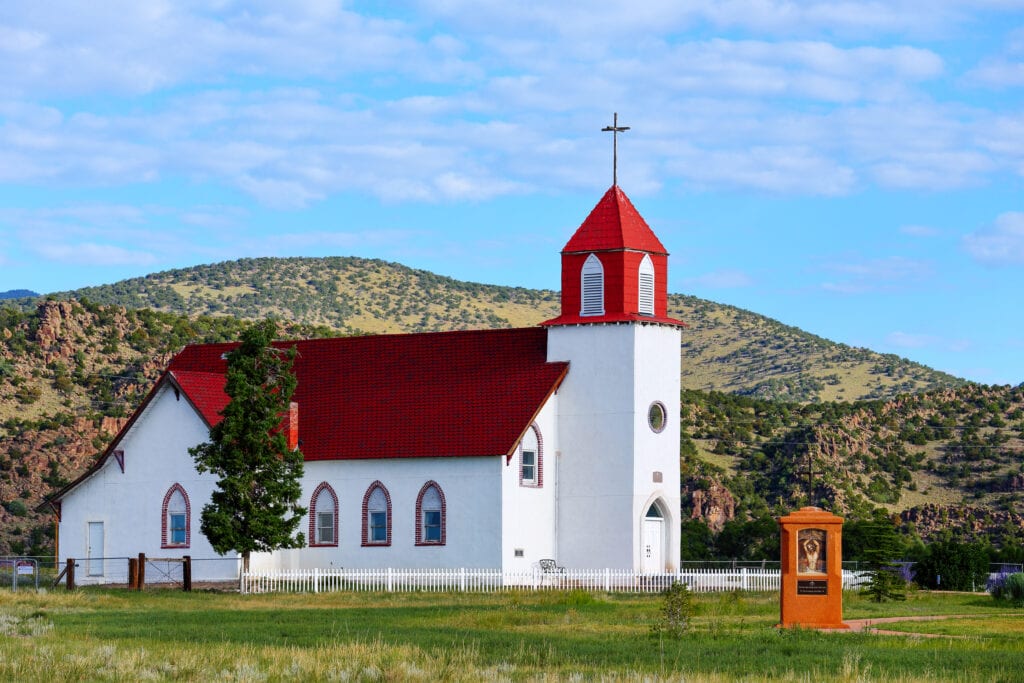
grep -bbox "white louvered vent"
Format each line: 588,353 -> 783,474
638,254 -> 655,316
580,254 -> 604,316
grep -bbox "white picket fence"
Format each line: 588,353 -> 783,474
241,566 -> 870,595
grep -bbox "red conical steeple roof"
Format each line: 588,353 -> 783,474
562,186 -> 667,255
542,184 -> 684,327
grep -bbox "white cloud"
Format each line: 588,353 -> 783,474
886,331 -> 937,348
0,4 -> 1015,203
966,59 -> 1024,88
963,211 -> 1024,265
420,1 -> 988,39
245,229 -> 425,255
819,256 -> 933,293
32,242 -> 157,267
899,224 -> 941,237
871,151 -> 994,189
684,269 -> 754,288
666,143 -> 856,195
885,331 -> 973,353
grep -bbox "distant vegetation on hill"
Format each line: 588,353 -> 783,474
0,290 -> 37,300
680,385 -> 1024,545
0,255 -> 994,557
15,256 -> 964,402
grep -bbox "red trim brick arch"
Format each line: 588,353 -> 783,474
160,483 -> 191,549
361,480 -> 392,547
518,423 -> 544,488
415,480 -> 447,546
308,482 -> 339,547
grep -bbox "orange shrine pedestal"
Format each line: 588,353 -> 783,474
778,506 -> 849,629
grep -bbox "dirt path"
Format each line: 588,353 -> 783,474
843,614 -> 980,637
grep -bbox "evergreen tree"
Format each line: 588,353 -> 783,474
860,514 -> 906,602
190,319 -> 306,572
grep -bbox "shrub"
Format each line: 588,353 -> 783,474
3,500 -> 27,516
989,572 -> 1024,605
651,581 -> 693,639
913,540 -> 990,591
14,385 -> 41,405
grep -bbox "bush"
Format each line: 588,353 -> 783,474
913,540 -> 990,591
651,581 -> 693,639
989,572 -> 1024,605
14,385 -> 41,405
3,500 -> 27,516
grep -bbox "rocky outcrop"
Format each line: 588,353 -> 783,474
33,300 -> 132,365
900,504 -> 1024,542
689,482 -> 736,533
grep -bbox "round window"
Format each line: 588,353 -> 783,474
648,401 -> 667,433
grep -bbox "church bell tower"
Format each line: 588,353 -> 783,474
544,182 -> 683,572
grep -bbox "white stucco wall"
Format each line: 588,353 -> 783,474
500,396 -> 558,572
631,324 -> 682,571
60,380 -> 509,579
58,384 -> 239,584
547,322 -> 681,571
258,454 -> 504,571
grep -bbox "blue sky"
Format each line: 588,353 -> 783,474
1,1 -> 1023,385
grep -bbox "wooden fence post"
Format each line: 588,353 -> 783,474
137,552 -> 146,591
66,558 -> 75,591
182,555 -> 192,592
128,557 -> 138,590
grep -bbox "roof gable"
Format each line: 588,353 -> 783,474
167,327 -> 568,461
562,186 -> 668,255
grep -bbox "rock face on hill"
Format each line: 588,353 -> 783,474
689,482 -> 736,533
900,504 -> 1024,539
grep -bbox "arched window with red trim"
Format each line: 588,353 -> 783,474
361,481 -> 392,546
415,481 -> 446,546
308,482 -> 339,547
519,423 -> 544,488
161,483 -> 190,549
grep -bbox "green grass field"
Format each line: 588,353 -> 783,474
1,588 -> 1022,681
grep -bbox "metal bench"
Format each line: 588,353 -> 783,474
538,558 -> 564,575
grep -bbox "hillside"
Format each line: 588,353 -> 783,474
681,385 -> 1024,543
22,256 -> 963,402
0,300 -> 336,556
0,290 -> 37,300
0,256 -> 983,557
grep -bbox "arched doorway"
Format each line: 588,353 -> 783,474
641,503 -> 664,573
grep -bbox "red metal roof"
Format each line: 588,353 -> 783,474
166,327 -> 568,461
169,370 -> 231,426
562,186 -> 668,255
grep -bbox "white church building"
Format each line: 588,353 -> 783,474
46,185 -> 684,583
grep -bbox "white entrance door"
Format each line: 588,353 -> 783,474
87,522 -> 104,576
642,505 -> 664,573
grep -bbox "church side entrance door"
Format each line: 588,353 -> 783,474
642,505 -> 664,573
87,521 -> 104,577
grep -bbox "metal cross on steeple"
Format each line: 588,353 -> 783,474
601,112 -> 630,186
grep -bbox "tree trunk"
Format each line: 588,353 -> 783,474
238,551 -> 251,592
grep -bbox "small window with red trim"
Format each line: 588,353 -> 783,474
519,424 -> 543,488
161,484 -> 190,549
